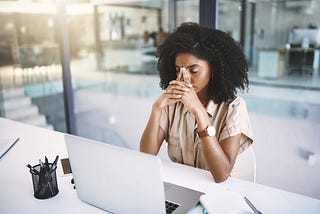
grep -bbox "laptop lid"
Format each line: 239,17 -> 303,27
65,134 -> 166,214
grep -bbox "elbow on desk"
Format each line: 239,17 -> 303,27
211,171 -> 230,183
213,176 -> 229,183
140,146 -> 157,156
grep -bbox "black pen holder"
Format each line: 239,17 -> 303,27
30,164 -> 59,199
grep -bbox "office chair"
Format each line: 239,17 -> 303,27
230,145 -> 257,183
287,43 -> 314,76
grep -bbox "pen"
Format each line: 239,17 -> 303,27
26,164 -> 39,175
52,155 -> 59,166
244,196 -> 262,214
45,156 -> 49,171
39,159 -> 45,174
49,155 -> 59,173
0,137 -> 20,159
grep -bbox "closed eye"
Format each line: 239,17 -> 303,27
175,64 -> 200,73
188,65 -> 200,74
189,69 -> 198,74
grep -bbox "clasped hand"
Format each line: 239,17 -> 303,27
154,68 -> 203,114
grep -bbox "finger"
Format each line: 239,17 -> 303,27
163,92 -> 182,105
166,98 -> 181,105
166,84 -> 190,93
182,69 -> 191,84
180,67 -> 186,82
169,80 -> 192,88
176,69 -> 183,81
165,93 -> 182,99
165,91 -> 185,99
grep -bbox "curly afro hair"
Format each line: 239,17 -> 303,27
156,22 -> 249,104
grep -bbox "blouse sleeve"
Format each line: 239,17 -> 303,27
219,97 -> 254,153
159,106 -> 169,141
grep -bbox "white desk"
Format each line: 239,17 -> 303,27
1,118 -> 320,213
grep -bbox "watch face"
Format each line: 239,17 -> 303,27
207,126 -> 216,136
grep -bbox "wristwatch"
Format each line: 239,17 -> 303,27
197,125 -> 216,138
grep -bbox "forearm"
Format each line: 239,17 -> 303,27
195,108 -> 233,182
201,138 -> 232,182
140,104 -> 163,155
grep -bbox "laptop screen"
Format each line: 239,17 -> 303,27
64,134 -> 203,214
65,134 -> 166,214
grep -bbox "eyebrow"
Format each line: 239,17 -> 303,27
175,64 -> 200,69
187,64 -> 199,69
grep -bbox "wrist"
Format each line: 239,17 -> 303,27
152,102 -> 163,112
197,125 -> 216,138
195,108 -> 210,131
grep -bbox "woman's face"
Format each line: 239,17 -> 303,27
175,52 -> 211,94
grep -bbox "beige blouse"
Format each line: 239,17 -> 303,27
159,96 -> 254,171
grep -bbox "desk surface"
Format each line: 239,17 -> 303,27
0,118 -> 320,213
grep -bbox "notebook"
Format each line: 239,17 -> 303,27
0,138 -> 19,159
200,191 -> 252,213
64,134 -> 204,214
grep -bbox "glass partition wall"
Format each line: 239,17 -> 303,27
248,0 -> 320,87
0,4 -> 66,131
0,0 -> 170,148
2,0 -> 318,142
69,2 -> 169,150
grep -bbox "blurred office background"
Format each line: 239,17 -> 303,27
0,0 -> 319,199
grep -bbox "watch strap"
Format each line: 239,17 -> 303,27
197,126 -> 209,138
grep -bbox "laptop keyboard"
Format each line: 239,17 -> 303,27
165,200 -> 180,214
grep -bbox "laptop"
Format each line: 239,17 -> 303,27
64,134 -> 204,214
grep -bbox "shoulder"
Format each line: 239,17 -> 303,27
230,96 -> 246,106
224,96 -> 250,123
227,96 -> 248,112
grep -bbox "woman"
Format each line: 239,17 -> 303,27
140,22 -> 253,182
